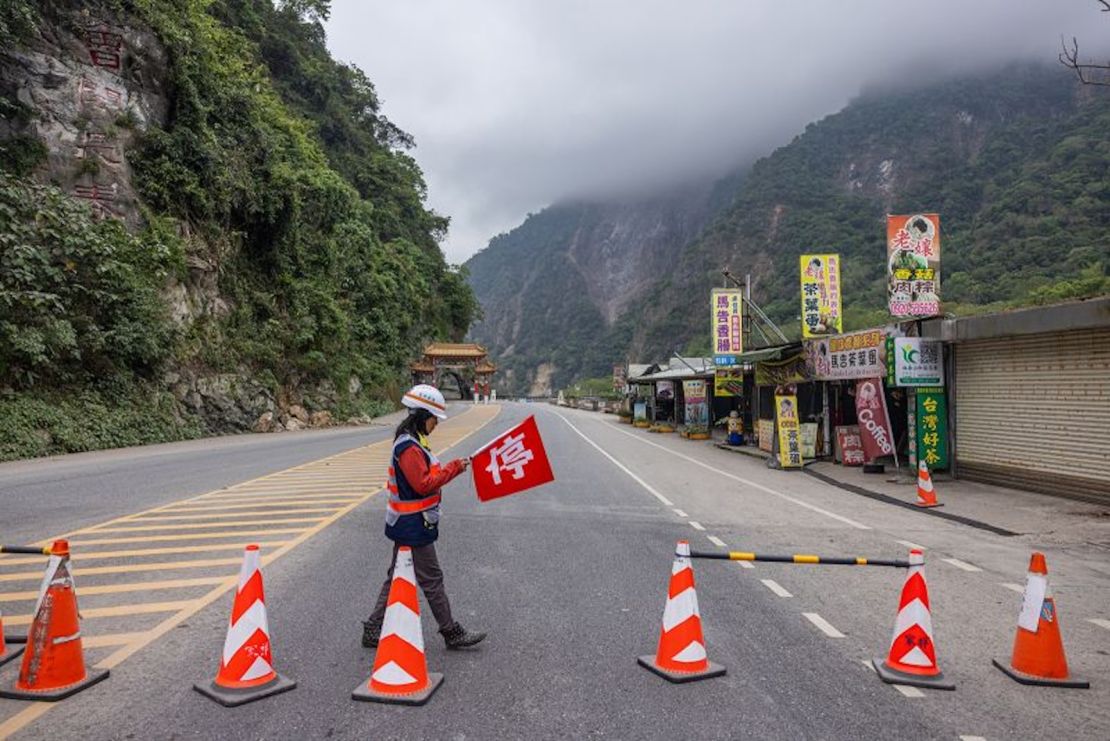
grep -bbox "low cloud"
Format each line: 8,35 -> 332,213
326,0 -> 1100,263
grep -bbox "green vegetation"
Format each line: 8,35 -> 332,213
0,0 -> 478,459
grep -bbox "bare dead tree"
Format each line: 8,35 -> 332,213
1060,0 -> 1110,85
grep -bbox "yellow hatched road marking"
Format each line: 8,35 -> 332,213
119,507 -> 342,522
0,541 -> 289,567
0,557 -> 252,582
0,403 -> 501,739
86,517 -> 327,533
0,576 -> 230,603
68,528 -> 307,546
5,600 -> 196,626
190,492 -> 366,503
160,498 -> 362,512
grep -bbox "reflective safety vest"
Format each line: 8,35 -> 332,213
385,434 -> 442,534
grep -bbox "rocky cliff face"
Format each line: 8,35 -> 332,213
465,177 -> 738,394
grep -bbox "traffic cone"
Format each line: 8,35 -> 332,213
0,607 -> 24,668
194,545 -> 296,706
637,540 -> 726,683
992,552 -> 1089,688
873,549 -> 954,690
914,460 -> 942,508
0,540 -> 109,700
352,546 -> 443,705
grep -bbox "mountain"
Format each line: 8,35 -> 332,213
0,0 -> 477,459
466,62 -> 1110,394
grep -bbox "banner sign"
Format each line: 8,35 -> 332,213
612,364 -> 627,392
711,289 -> 744,365
633,400 -> 647,422
894,338 -> 944,386
471,416 -> 555,502
835,425 -> 865,466
656,381 -> 674,400
755,352 -> 809,386
887,214 -> 941,318
775,393 -> 802,468
805,329 -> 886,381
799,254 -> 843,337
800,423 -> 818,459
758,419 -> 774,452
854,378 -> 895,462
915,387 -> 949,469
714,368 -> 744,397
682,379 -> 709,427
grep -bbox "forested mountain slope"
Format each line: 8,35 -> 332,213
0,0 -> 477,458
466,63 -> 1109,394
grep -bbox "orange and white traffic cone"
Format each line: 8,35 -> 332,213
637,540 -> 726,683
0,540 -> 109,700
993,552 -> 1088,688
0,606 -> 25,668
352,546 -> 443,705
914,461 -> 941,508
873,549 -> 954,690
194,545 -> 296,706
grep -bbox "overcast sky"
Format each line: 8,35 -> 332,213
325,1 -> 1100,264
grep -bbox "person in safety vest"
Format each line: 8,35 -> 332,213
362,384 -> 487,650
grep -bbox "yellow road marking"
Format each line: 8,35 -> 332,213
158,498 -> 362,512
0,541 -> 289,567
83,632 -> 150,648
117,507 -> 341,522
0,557 -> 249,582
0,404 -> 500,739
68,528 -> 307,547
5,600 -> 195,626
85,517 -> 326,533
0,576 -> 230,602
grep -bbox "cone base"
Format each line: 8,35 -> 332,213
352,672 -> 443,706
0,646 -> 24,668
914,501 -> 942,508
0,667 -> 109,701
193,672 -> 297,707
637,656 -> 726,684
872,658 -> 954,690
992,658 -> 1089,689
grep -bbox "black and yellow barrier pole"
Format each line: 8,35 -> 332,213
688,550 -> 911,568
0,545 -> 54,556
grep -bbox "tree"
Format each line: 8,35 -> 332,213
1060,1 -> 1110,86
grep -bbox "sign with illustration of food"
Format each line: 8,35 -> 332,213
799,253 -> 842,337
886,214 -> 940,318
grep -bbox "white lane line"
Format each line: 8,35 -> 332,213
603,421 -> 871,530
859,660 -> 923,698
803,612 -> 845,638
736,561 -> 755,569
707,535 -> 727,547
688,521 -> 706,531
896,539 -> 924,550
1088,618 -> 1110,631
672,509 -> 688,518
554,413 -> 674,506
760,579 -> 792,598
1001,583 -> 1025,594
959,736 -> 987,741
942,558 -> 982,572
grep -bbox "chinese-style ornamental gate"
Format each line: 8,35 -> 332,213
410,343 -> 496,400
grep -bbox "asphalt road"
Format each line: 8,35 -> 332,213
1,402 -> 1107,740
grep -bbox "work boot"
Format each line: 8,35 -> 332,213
440,622 -> 486,650
361,619 -> 382,648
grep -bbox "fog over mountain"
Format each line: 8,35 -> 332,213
325,1 -> 1102,262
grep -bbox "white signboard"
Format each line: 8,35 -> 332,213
894,338 -> 944,387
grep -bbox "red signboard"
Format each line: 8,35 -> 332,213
470,416 -> 555,502
835,425 -> 865,467
854,378 -> 895,462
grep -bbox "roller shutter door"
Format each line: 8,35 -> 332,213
954,327 -> 1110,503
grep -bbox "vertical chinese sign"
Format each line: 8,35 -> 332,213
915,387 -> 949,469
682,380 -> 708,427
711,289 -> 744,366
775,391 -> 802,468
887,214 -> 941,318
799,254 -> 843,337
612,364 -> 627,393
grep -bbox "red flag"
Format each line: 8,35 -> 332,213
470,416 -> 554,502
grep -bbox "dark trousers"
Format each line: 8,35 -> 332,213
367,542 -> 454,632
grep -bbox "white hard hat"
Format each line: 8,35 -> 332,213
402,384 -> 448,419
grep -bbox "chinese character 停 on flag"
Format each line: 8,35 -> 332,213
470,415 -> 554,502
